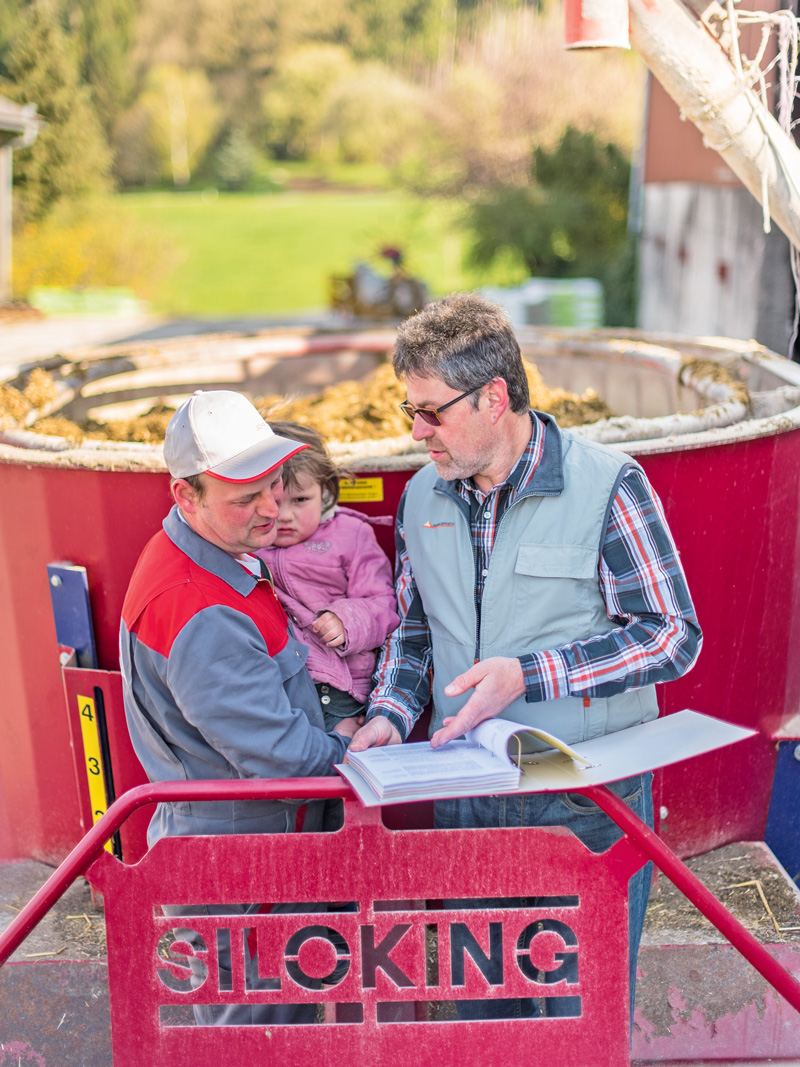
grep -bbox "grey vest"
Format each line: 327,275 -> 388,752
403,427 -> 659,743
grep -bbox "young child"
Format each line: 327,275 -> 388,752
256,421 -> 399,732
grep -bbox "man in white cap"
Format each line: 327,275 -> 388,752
119,390 -> 359,1026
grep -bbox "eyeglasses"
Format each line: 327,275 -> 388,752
399,382 -> 486,426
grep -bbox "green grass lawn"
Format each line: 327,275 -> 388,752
117,188 -> 524,315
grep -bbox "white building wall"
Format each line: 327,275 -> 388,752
638,183 -> 792,352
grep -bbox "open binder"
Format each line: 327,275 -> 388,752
337,709 -> 755,806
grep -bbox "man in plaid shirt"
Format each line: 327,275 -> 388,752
350,291 -> 701,1021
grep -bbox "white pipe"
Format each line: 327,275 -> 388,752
629,0 -> 800,249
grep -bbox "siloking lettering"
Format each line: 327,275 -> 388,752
155,901 -> 581,1011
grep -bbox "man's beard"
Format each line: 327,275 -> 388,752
430,443 -> 493,483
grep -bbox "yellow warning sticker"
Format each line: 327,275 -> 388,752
339,477 -> 384,503
77,694 -> 112,851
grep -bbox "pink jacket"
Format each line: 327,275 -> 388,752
256,507 -> 399,703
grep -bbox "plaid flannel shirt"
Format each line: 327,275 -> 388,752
368,414 -> 702,741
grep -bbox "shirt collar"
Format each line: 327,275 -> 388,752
456,411 -> 546,501
237,554 -> 262,578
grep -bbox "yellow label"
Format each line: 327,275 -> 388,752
338,477 -> 384,503
77,694 -> 112,852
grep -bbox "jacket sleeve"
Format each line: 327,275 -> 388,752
519,467 -> 702,702
325,521 -> 400,655
165,604 -> 348,778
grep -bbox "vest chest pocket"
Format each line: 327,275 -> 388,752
515,543 -> 598,579
505,543 -> 599,647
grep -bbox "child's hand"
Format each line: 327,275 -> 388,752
313,611 -> 346,648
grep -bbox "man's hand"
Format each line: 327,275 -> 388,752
346,715 -> 401,755
332,715 -> 364,739
313,611 -> 346,648
430,656 -> 525,748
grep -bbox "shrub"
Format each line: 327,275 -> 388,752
467,127 -> 637,324
12,196 -> 180,300
213,127 -> 259,190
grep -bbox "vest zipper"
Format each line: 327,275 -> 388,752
445,495 -> 483,663
438,482 -> 561,664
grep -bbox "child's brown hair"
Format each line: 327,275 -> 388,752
269,421 -> 341,510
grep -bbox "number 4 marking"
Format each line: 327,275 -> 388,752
76,694 -> 112,853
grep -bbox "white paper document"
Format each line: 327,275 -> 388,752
336,709 -> 755,807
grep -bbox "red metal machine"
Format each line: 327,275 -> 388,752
2,778 -> 799,1065
2,328 -> 800,1063
2,417 -> 800,866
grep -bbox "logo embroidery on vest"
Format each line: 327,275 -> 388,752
421,521 -> 454,529
303,539 -> 331,553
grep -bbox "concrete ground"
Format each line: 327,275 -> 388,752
0,312 -> 160,378
0,859 -> 110,1064
0,309 -> 339,381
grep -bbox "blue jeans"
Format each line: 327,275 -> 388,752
315,683 -> 364,732
434,773 -> 653,1022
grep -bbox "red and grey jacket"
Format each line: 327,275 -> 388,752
119,506 -> 348,845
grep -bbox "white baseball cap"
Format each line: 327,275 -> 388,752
164,390 -> 307,482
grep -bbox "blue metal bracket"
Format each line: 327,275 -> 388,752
765,740 -> 800,884
46,561 -> 97,669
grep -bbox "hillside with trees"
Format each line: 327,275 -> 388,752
0,0 -> 645,317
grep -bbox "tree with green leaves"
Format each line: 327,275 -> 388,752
344,0 -> 442,64
0,0 -> 27,63
133,64 -> 221,186
61,0 -> 137,139
1,0 -> 112,222
263,45 -> 355,160
213,126 -> 259,190
468,126 -> 636,324
319,63 -> 427,166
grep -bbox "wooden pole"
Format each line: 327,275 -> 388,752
0,146 -> 11,306
629,0 -> 800,250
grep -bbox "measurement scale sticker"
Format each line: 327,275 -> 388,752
339,477 -> 384,503
77,694 -> 112,851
